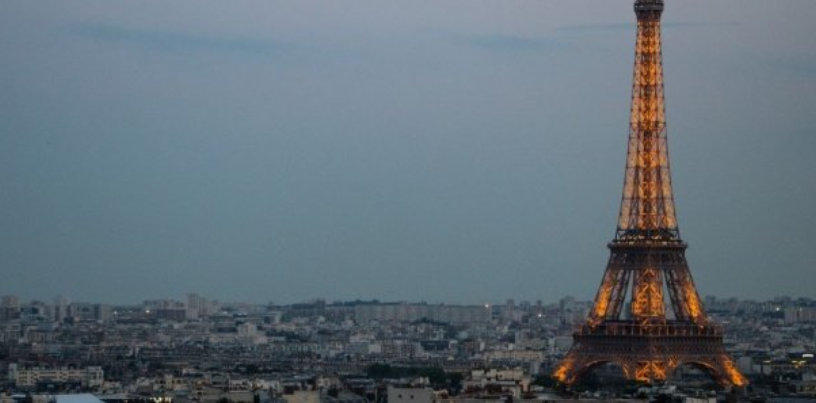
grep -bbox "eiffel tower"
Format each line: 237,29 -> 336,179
551,0 -> 747,388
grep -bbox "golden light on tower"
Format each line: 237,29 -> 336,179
552,0 -> 747,388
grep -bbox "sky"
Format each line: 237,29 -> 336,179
1,0 -> 814,305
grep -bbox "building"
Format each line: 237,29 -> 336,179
1,295 -> 21,322
387,387 -> 434,403
8,364 -> 104,389
355,304 -> 490,325
785,307 -> 816,324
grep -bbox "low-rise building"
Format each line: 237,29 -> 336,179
8,364 -> 104,389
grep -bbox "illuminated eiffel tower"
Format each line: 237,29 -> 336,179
551,0 -> 747,388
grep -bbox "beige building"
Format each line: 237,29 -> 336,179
8,364 -> 104,388
283,390 -> 320,403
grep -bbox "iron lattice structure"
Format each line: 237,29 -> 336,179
552,0 -> 747,388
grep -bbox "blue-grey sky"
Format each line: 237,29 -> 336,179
1,0 -> 814,305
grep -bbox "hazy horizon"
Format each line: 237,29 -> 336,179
4,292 -> 802,307
2,0 -> 815,305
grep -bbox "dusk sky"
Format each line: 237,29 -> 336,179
1,0 -> 814,305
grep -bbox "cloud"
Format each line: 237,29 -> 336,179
455,33 -> 565,53
663,21 -> 739,29
557,22 -> 632,34
452,21 -> 733,54
556,21 -> 736,34
773,54 -> 816,76
72,23 -> 290,57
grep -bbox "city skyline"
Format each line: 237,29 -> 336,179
3,286 -> 813,399
1,0 -> 815,305
4,292 -> 802,308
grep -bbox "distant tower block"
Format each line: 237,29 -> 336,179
552,0 -> 747,388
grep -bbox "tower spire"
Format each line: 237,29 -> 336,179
618,0 -> 678,242
551,0 -> 747,388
